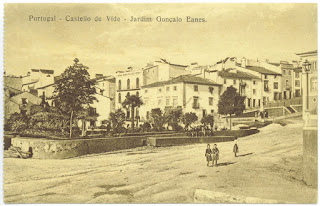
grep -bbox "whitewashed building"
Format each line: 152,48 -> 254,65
140,74 -> 222,123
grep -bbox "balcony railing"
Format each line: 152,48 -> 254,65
192,103 -> 200,109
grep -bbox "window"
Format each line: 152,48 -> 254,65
295,72 -> 300,78
286,80 -> 289,87
311,78 -> 317,91
193,97 -> 199,109
194,85 -> 198,91
247,98 -> 251,107
118,93 -> 121,103
158,88 -> 162,93
274,82 -> 278,89
209,97 -> 213,106
253,80 -> 256,85
166,97 -> 170,106
118,80 -> 121,90
288,70 -> 291,75
136,78 -> 140,88
253,99 -> 256,107
295,80 -> 300,87
100,89 -> 104,95
173,97 -> 178,107
146,111 -> 150,120
211,110 -> 214,114
282,70 -> 286,75
253,89 -> 256,94
21,110 -> 27,116
166,86 -> 170,91
233,80 -> 236,85
264,81 -> 269,92
127,79 -> 130,89
209,87 -> 214,94
264,75 -> 268,79
22,98 -> 27,105
224,79 -> 227,84
126,92 -> 130,97
136,91 -> 139,97
173,86 -> 177,91
145,89 -> 148,93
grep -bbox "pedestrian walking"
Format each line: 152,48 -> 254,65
233,137 -> 239,157
212,144 -> 219,166
205,144 -> 212,166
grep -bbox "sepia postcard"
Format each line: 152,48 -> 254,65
2,2 -> 318,204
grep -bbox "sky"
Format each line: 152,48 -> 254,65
4,3 -> 318,77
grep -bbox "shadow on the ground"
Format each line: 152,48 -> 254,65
216,162 -> 236,167
237,152 -> 253,157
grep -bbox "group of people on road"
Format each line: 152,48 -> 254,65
205,137 -> 239,167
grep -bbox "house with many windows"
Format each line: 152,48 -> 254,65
140,74 -> 222,123
115,67 -> 144,127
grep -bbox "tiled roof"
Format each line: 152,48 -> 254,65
31,69 -> 54,74
22,80 -> 38,86
219,70 -> 260,80
281,64 -> 294,69
92,75 -> 115,82
268,62 -> 280,67
142,75 -> 221,88
37,83 -> 56,89
296,50 -> 317,56
245,66 -> 281,75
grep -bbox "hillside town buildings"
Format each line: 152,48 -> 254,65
4,53 -> 310,129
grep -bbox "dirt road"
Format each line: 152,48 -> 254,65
3,118 -> 317,203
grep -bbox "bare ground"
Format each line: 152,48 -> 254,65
3,117 -> 317,203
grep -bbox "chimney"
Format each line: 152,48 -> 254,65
241,57 -> 246,68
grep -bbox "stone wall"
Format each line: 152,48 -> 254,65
11,136 -> 147,159
147,136 -> 235,147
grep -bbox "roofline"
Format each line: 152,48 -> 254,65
296,50 -> 317,56
22,81 -> 39,86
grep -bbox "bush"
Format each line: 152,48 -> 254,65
171,122 -> 184,131
141,122 -> 151,132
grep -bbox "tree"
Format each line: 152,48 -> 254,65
150,108 -> 166,131
54,58 -> 97,138
201,114 -> 214,131
218,86 -> 246,129
122,94 -> 143,129
182,112 -> 198,129
166,108 -> 183,131
109,109 -> 126,136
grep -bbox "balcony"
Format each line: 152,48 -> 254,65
192,103 -> 200,109
240,82 -> 246,87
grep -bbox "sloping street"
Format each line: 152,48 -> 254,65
3,117 -> 317,203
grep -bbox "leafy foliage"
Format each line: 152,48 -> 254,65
182,112 -> 198,129
53,58 -> 97,137
150,108 -> 167,131
201,114 -> 214,129
218,86 -> 246,116
122,94 -> 143,129
109,109 -> 126,135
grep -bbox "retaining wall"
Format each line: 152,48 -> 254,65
11,136 -> 147,159
147,136 -> 235,147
